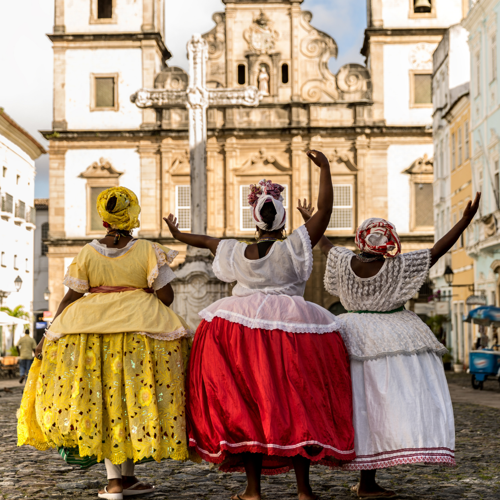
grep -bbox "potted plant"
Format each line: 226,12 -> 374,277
442,351 -> 453,371
453,357 -> 463,373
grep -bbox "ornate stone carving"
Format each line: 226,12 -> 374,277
482,214 -> 497,238
336,64 -> 372,102
170,151 -> 190,175
209,86 -> 262,107
79,158 -> 123,178
409,43 -> 435,70
300,11 -> 338,102
131,89 -> 188,108
203,13 -> 226,59
329,150 -> 358,172
154,66 -> 189,91
236,149 -> 290,174
404,154 -> 434,175
244,10 -> 279,55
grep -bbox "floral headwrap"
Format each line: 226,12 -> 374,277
96,187 -> 141,231
248,179 -> 286,232
355,218 -> 401,258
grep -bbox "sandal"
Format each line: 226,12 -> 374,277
351,484 -> 397,499
98,486 -> 123,500
123,482 -> 155,496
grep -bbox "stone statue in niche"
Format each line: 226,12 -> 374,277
258,66 -> 270,95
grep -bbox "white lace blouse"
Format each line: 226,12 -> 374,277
200,225 -> 343,334
324,247 -> 447,361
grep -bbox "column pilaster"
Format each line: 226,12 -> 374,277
142,0 -> 155,32
291,135 -> 307,230
138,142 -> 161,238
224,137 -> 238,237
52,46 -> 67,130
48,143 -> 66,238
54,0 -> 65,33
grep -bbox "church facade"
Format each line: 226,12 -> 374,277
44,0 -> 465,314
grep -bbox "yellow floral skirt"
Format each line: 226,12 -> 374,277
18,333 -> 194,465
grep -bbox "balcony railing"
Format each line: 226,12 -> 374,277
1,193 -> 13,213
15,200 -> 26,220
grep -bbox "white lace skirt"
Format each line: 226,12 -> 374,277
343,351 -> 456,470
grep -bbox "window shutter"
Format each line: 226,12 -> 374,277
176,186 -> 191,230
329,185 -> 353,230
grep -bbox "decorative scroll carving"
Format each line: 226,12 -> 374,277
336,64 -> 372,102
404,154 -> 434,175
203,13 -> 226,59
300,11 -> 338,102
79,158 -> 123,178
131,89 -> 187,108
244,10 -> 280,55
209,86 -> 262,107
170,151 -> 190,175
329,150 -> 358,172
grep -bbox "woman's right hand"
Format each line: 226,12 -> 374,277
35,337 -> 44,361
306,150 -> 330,169
163,214 -> 181,238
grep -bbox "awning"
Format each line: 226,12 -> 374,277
0,311 -> 29,327
464,306 -> 500,326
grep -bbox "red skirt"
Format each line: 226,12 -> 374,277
186,317 -> 355,475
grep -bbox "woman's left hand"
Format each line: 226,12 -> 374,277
163,214 -> 181,237
35,337 -> 44,361
297,199 -> 315,222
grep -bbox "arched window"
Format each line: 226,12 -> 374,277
281,63 -> 289,84
98,0 -> 113,19
41,222 -> 49,256
238,64 -> 246,85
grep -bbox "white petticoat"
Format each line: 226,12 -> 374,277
199,292 -> 344,334
343,351 -> 455,470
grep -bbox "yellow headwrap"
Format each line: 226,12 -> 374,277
96,187 -> 141,231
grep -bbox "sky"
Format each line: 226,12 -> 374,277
0,0 -> 367,198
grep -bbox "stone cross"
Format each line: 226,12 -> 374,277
132,34 -> 262,234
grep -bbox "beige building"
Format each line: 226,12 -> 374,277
44,0 -> 466,314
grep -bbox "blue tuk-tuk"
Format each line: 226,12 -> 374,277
464,306 -> 500,390
469,348 -> 500,389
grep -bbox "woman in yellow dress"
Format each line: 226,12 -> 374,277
17,187 -> 194,500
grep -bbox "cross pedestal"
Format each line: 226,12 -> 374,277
132,34 -> 262,327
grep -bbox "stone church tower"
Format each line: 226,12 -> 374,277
44,0 -> 466,314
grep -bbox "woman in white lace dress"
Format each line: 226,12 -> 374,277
164,151 -> 354,500
298,193 -> 481,499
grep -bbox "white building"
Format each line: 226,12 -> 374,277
365,0 -> 467,236
0,109 -> 45,353
431,25 -> 471,289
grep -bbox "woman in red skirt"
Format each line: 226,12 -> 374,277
164,150 -> 354,500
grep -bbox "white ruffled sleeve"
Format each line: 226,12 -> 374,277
152,265 -> 177,291
395,249 -> 431,303
285,225 -> 313,282
213,240 -> 239,283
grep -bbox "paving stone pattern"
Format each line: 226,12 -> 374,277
0,386 -> 499,500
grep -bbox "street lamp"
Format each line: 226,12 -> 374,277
43,287 -> 51,302
14,276 -> 23,292
444,265 -> 454,286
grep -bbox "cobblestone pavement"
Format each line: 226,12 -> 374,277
0,386 -> 499,500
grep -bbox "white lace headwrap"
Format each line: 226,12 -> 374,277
252,195 -> 287,232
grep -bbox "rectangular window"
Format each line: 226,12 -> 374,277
240,185 -> 288,231
328,185 -> 353,230
15,200 -> 26,219
478,163 -> 483,195
440,139 -> 444,176
95,77 -> 115,108
98,0 -> 113,19
495,160 -> 500,208
465,121 -> 470,160
492,34 -> 497,82
41,222 -> 49,256
16,174 -> 20,185
14,254 -> 18,270
452,132 -> 456,171
412,73 -> 432,106
1,193 -> 13,213
1,251 -> 5,267
458,127 -> 463,166
90,186 -> 112,231
175,185 -> 191,231
2,166 -> 6,177
415,183 -> 434,228
459,210 -> 464,248
452,213 -> 458,250
25,258 -> 29,272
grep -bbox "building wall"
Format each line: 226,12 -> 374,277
0,135 -> 36,351
33,205 -> 49,314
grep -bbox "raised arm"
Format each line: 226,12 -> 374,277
430,192 -> 481,267
163,214 -> 221,256
297,199 -> 333,257
303,150 -> 333,248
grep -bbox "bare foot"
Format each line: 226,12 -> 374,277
353,482 -> 397,498
231,493 -> 261,500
